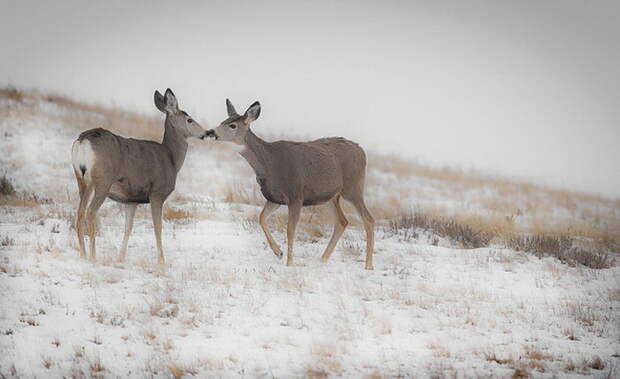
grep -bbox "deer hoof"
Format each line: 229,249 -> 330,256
364,264 -> 374,270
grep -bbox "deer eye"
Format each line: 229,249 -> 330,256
187,119 -> 193,124
229,124 -> 237,129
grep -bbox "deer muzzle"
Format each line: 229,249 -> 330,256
205,129 -> 218,140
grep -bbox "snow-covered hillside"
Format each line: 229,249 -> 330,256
1,90 -> 619,377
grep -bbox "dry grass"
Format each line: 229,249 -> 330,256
386,209 -> 615,268
168,362 -> 198,378
507,235 -> 614,269
368,152 -> 610,206
0,86 -> 29,102
428,343 -> 451,358
388,211 -> 493,248
308,344 -> 342,376
163,207 -> 192,221
224,182 -> 263,205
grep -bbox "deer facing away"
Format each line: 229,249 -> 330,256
71,89 -> 207,263
207,100 -> 375,269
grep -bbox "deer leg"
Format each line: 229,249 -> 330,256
286,202 -> 302,267
117,203 -> 137,262
75,176 -> 93,259
85,185 -> 109,262
150,197 -> 165,265
320,195 -> 348,263
350,198 -> 375,270
259,201 -> 282,258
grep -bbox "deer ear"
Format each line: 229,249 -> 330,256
244,101 -> 261,123
226,98 -> 238,117
154,90 -> 166,113
164,88 -> 178,113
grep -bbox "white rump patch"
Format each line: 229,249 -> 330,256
71,139 -> 96,180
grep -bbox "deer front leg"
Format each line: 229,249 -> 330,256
150,197 -> 165,265
117,203 -> 137,262
286,202 -> 302,267
259,201 -> 282,258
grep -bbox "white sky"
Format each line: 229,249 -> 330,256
2,0 -> 619,197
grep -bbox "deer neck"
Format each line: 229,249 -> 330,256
162,119 -> 188,173
240,129 -> 270,179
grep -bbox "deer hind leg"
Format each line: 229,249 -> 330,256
259,201 -> 282,258
75,173 -> 93,259
117,203 -> 137,262
286,202 -> 302,267
85,182 -> 111,262
149,197 -> 165,265
320,195 -> 348,263
347,196 -> 375,270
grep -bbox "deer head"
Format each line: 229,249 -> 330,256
207,99 -> 260,144
154,88 -> 207,139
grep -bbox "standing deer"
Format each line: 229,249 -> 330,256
71,89 -> 207,263
207,100 -> 375,269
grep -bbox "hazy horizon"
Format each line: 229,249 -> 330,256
2,0 -> 619,198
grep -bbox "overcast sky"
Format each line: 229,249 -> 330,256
2,0 -> 619,197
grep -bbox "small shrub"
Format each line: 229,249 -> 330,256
1,235 -> 15,247
89,355 -> 105,376
587,355 -> 605,370
41,355 -> 53,369
0,175 -> 15,196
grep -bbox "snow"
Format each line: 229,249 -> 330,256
1,98 -> 619,377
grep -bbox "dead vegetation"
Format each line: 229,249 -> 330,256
163,206 -> 192,221
168,362 -> 198,379
388,212 -> 493,248
507,235 -> 613,269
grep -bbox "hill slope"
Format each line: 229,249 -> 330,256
1,87 -> 619,377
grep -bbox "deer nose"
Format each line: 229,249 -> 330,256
205,129 -> 216,139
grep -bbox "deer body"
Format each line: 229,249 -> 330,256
208,100 -> 375,269
71,89 -> 206,263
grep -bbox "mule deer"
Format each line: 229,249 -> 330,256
207,100 -> 375,269
71,89 -> 207,263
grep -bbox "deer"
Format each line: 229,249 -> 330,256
206,99 -> 375,269
71,89 -> 207,264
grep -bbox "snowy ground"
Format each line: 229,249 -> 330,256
1,94 -> 619,377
